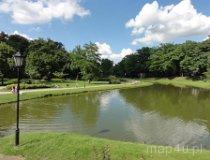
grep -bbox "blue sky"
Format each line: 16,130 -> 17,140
0,0 -> 210,62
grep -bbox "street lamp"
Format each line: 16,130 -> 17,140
13,52 -> 24,146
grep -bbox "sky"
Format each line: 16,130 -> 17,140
0,0 -> 210,63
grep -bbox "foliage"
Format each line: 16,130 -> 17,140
114,41 -> 210,78
1,31 -> 210,80
108,76 -> 121,84
53,71 -> 68,79
25,39 -> 69,80
71,42 -> 101,83
6,83 -> 53,90
101,59 -> 113,77
0,42 -> 14,77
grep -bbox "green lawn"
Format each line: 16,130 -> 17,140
141,77 -> 210,89
0,133 -> 209,160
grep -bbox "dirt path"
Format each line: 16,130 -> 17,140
0,155 -> 24,160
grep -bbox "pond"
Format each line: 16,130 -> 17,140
1,85 -> 210,148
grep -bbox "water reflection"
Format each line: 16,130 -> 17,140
127,111 -> 208,147
1,85 -> 210,148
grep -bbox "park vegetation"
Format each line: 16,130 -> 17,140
1,31 -> 210,86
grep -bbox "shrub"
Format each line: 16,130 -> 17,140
6,83 -> 53,90
108,76 -> 121,84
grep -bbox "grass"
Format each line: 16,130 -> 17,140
0,133 -> 209,160
0,81 -> 152,105
141,77 -> 210,89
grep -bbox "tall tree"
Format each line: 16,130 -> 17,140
25,39 -> 68,80
180,41 -> 208,77
101,59 -> 113,77
71,42 -> 101,83
0,43 -> 14,78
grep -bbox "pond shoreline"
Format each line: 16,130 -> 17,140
0,82 -> 153,105
1,77 -> 210,105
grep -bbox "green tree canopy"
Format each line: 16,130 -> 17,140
25,39 -> 68,80
71,42 -> 101,82
101,59 -> 113,78
0,43 -> 14,77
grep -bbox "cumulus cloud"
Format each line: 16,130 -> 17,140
126,0 -> 210,45
203,36 -> 210,41
0,0 -> 90,24
13,31 -> 33,40
95,42 -> 133,63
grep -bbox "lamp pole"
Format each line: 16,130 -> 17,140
13,52 -> 24,146
15,67 -> 20,146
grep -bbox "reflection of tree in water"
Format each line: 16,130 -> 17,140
66,92 -> 100,126
127,111 -> 209,147
0,98 -> 62,131
119,85 -> 210,130
0,104 -> 16,130
0,93 -> 101,133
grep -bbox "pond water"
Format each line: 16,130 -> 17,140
1,85 -> 210,148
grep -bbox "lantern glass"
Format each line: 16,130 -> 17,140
13,52 -> 24,67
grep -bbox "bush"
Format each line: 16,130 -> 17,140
108,76 -> 121,84
6,83 -> 53,90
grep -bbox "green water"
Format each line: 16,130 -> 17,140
1,85 -> 210,148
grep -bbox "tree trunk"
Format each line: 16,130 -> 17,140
1,76 -> 3,86
75,74 -> 79,87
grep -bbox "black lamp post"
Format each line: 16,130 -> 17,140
13,52 -> 24,146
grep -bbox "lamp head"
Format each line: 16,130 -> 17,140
13,52 -> 24,67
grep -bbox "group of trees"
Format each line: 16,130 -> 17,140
0,31 -> 210,82
0,32 -> 114,82
114,40 -> 210,78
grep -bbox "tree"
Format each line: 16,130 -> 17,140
82,42 -> 101,82
25,39 -> 68,80
0,71 -> 4,86
0,43 -> 14,78
180,41 -> 208,77
101,59 -> 113,77
0,32 -> 8,43
71,42 -> 101,83
7,34 -> 30,55
149,44 -> 178,77
70,45 -> 84,81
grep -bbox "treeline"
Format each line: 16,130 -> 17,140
0,32 -> 113,82
114,41 -> 210,78
0,31 -> 210,82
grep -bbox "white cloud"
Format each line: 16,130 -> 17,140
203,36 -> 210,41
95,42 -> 133,63
13,30 -> 33,40
126,0 -> 210,45
0,0 -> 90,24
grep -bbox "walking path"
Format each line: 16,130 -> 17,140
0,86 -> 85,95
0,154 -> 24,160
0,81 -> 140,96
0,84 -> 123,95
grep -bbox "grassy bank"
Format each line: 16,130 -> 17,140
142,77 -> 210,89
0,133 -> 209,160
0,81 -> 152,105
